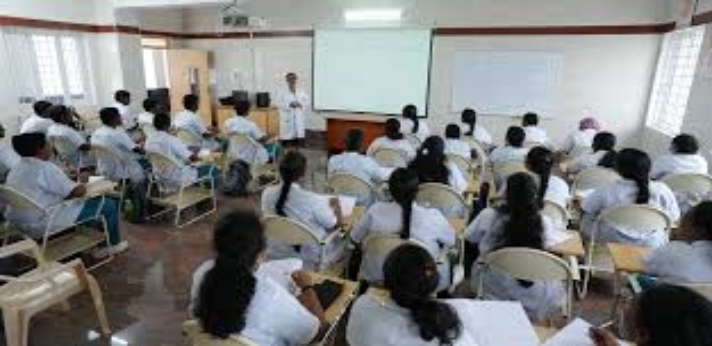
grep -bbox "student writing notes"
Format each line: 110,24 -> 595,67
190,210 -> 324,346
399,104 -> 430,142
582,149 -> 680,247
461,108 -> 493,147
367,118 -> 416,163
651,134 -> 708,180
327,129 -> 392,185
20,100 -> 54,134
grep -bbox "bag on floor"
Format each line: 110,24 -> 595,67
122,180 -> 148,223
222,160 -> 252,197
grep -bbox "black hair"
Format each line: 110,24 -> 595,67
99,107 -> 121,126
409,136 -> 449,186
143,98 -> 158,112
195,210 -> 267,339
383,244 -> 462,345
592,132 -> 616,152
153,113 -> 172,131
114,90 -> 130,103
461,108 -> 477,136
615,148 -> 651,204
344,129 -> 364,152
506,126 -> 526,148
47,105 -> 70,124
12,132 -> 47,157
526,147 -> 554,207
671,134 -> 699,155
522,112 -> 539,127
402,104 -> 419,134
385,119 -> 404,141
681,201 -> 712,241
32,100 -> 53,117
388,168 -> 420,240
445,124 -> 461,139
183,94 -> 199,110
497,173 -> 545,251
276,151 -> 307,216
234,100 -> 251,116
635,284 -> 712,346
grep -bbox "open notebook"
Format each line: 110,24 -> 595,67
542,318 -> 627,346
458,300 -> 540,346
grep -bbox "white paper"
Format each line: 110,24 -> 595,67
256,258 -> 303,293
540,318 -> 627,346
457,300 -> 540,346
88,176 -> 105,184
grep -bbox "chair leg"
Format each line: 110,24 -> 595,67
86,274 -> 112,336
20,312 -> 29,346
3,309 -> 21,346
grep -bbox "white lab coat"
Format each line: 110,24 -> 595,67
561,129 -> 598,154
145,131 -> 199,189
465,208 -> 568,321
366,136 -> 416,163
91,125 -> 146,182
643,240 -> 712,283
399,118 -> 431,142
650,153 -> 709,180
581,180 -> 680,247
4,157 -> 84,238
445,139 -> 472,159
276,89 -> 310,140
48,124 -> 87,151
113,102 -> 137,130
261,183 -> 344,270
499,174 -> 570,212
446,161 -> 469,195
489,146 -> 530,165
565,150 -> 609,175
189,260 -> 320,346
466,125 -> 493,146
174,109 -> 207,138
327,152 -> 393,185
351,202 -> 456,284
0,144 -> 20,180
20,115 -> 53,134
137,111 -> 154,126
523,126 -> 549,145
224,116 -> 270,166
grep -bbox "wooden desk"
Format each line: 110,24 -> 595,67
608,243 -> 652,274
216,106 -> 280,138
311,273 -> 360,323
548,231 -> 585,257
325,114 -> 387,154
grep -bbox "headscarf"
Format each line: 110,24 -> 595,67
579,117 -> 601,131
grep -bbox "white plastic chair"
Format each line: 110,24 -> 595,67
145,151 -> 217,228
572,167 -> 621,198
0,240 -> 111,346
182,320 -> 258,346
416,183 -> 469,219
90,144 -> 129,206
177,129 -> 202,147
262,215 -> 345,275
0,186 -> 113,268
477,247 -> 574,321
371,148 -> 408,168
226,133 -> 276,179
447,154 -> 475,182
359,234 -> 413,285
492,160 -> 528,187
662,173 -> 712,194
326,173 -> 375,206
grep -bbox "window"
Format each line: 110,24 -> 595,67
645,26 -> 705,135
142,48 -> 170,90
26,32 -> 91,102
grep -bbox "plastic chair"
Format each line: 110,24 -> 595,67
90,144 -> 129,205
661,173 -> 712,194
542,200 -> 570,229
326,173 -> 375,206
0,186 -> 113,268
262,215 -> 345,275
176,129 -> 202,147
359,234 -> 413,284
416,183 -> 469,219
145,151 -> 217,228
0,240 -> 111,346
447,154 -> 475,181
477,247 -> 574,321
404,134 -> 422,149
48,135 -> 84,170
182,320 -> 258,346
572,167 -> 621,197
371,148 -> 408,168
492,160 -> 528,186
226,133 -> 276,180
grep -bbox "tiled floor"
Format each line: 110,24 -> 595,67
11,149 -> 617,346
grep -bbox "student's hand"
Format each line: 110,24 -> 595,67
291,270 -> 315,289
589,327 -> 620,346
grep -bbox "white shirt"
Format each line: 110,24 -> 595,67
20,115 -> 53,134
500,173 -> 570,212
561,129 -> 598,153
582,180 -> 680,247
90,125 -> 145,182
113,102 -> 137,129
224,116 -> 269,165
467,125 -> 493,146
446,161 -> 469,195
489,146 -> 529,164
0,144 -> 20,180
445,139 -> 472,159
47,123 -> 87,152
523,126 -> 549,145
566,150 -> 609,174
190,260 -> 320,346
137,111 -> 155,126
399,118 -> 431,141
327,152 -> 393,185
643,241 -> 712,283
276,89 -> 310,140
4,157 -> 84,237
174,109 -> 207,138
145,131 -> 198,188
351,202 -> 456,282
366,137 -> 416,162
651,153 -> 709,180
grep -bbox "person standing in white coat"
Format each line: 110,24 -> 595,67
277,72 -> 310,147
651,134 -> 708,180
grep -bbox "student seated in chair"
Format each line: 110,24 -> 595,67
145,113 -> 220,190
460,108 -> 493,147
224,100 -> 279,165
651,134 -> 708,180
564,131 -> 617,175
47,104 -> 92,168
465,173 -> 568,321
582,149 -> 680,247
526,146 -> 570,209
91,107 -> 147,184
174,94 -> 216,142
398,104 -> 430,142
190,210 -> 325,346
261,151 -> 346,270
20,100 -> 53,134
521,112 -> 549,146
350,168 -> 455,286
489,126 -> 530,165
409,136 -> 468,194
5,133 -> 127,257
366,119 -> 416,162
0,123 -> 20,182
444,124 -> 473,159
561,117 -> 600,155
328,129 -> 393,186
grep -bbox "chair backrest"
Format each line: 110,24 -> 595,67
542,200 -> 569,228
662,173 -> 712,195
572,167 -> 621,195
146,151 -> 183,174
372,148 -> 407,168
596,205 -> 672,240
404,134 -> 422,148
177,129 -> 202,146
0,185 -> 44,214
48,135 -> 77,158
416,183 -> 468,218
262,215 -> 321,246
182,320 -> 259,346
326,173 -> 374,202
483,247 -> 572,282
446,154 -> 474,181
492,160 -> 528,183
682,284 -> 712,302
360,234 -> 418,283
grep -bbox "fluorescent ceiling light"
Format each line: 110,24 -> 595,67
344,9 -> 403,22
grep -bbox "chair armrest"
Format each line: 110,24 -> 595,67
0,239 -> 40,260
0,258 -> 83,283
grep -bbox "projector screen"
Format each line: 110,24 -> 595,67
313,29 -> 433,116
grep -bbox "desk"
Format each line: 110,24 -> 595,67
85,180 -> 118,199
216,106 -> 280,138
325,114 -> 387,154
608,243 -> 651,274
311,273 -> 360,324
548,231 -> 585,258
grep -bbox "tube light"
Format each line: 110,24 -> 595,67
344,9 -> 403,22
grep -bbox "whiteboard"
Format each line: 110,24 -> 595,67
451,51 -> 563,116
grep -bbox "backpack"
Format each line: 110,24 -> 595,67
222,160 -> 252,197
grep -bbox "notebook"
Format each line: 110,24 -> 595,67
542,318 -> 625,346
457,300 -> 540,346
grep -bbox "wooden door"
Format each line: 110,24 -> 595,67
167,49 -> 212,124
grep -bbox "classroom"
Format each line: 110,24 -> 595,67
0,0 -> 711,345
